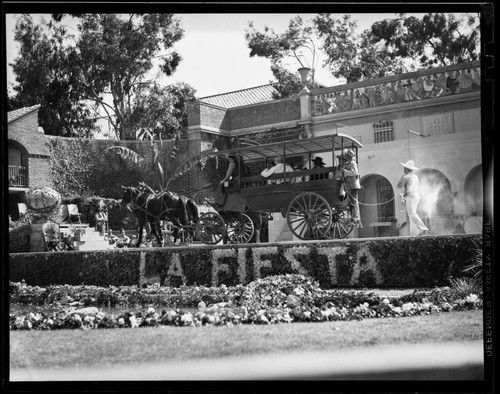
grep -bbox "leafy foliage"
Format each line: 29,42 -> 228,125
73,13 -> 185,140
246,13 -> 480,92
9,13 -> 190,140
9,225 -> 31,253
47,138 -> 144,198
9,274 -> 482,330
9,14 -> 99,137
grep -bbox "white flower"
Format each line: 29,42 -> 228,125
402,302 -> 414,312
129,315 -> 139,328
391,306 -> 402,314
166,310 -> 177,321
180,313 -> 194,326
147,307 -> 156,315
118,317 -> 125,326
259,314 -> 270,324
466,294 -> 479,304
293,286 -> 305,296
382,298 -> 390,305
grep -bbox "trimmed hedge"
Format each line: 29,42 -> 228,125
9,235 -> 481,288
9,225 -> 31,253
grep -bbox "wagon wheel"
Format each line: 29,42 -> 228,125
195,212 -> 226,245
330,206 -> 355,239
225,213 -> 254,244
286,192 -> 332,240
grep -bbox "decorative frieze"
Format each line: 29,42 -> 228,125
313,63 -> 480,116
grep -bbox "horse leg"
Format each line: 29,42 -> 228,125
136,215 -> 144,247
149,219 -> 163,246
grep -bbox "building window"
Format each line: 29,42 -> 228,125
376,179 -> 394,221
422,113 -> 454,136
373,120 -> 394,143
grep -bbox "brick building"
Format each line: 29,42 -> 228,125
7,105 -> 53,219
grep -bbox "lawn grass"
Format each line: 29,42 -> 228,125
10,309 -> 483,371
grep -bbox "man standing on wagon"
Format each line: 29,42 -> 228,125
339,148 -> 362,228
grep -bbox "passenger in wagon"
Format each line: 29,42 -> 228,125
309,157 -> 327,180
260,155 -> 294,184
339,149 -> 362,228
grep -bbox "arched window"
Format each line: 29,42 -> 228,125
9,147 -> 22,166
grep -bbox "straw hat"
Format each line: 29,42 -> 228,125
400,160 -> 418,171
342,149 -> 355,160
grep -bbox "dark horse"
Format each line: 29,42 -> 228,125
121,185 -> 199,247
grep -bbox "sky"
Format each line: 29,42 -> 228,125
5,13 -> 411,98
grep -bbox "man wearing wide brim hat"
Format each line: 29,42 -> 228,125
342,148 -> 355,160
310,156 -> 326,167
338,148 -> 362,227
397,160 -> 429,236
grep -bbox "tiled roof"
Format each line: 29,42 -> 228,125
7,104 -> 41,124
198,84 -> 279,108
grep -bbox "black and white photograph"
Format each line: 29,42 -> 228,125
3,2 -> 493,392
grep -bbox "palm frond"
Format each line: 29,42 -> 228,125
103,146 -> 144,164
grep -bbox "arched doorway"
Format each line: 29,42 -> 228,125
417,168 -> 454,234
463,165 -> 483,233
358,174 -> 396,238
464,165 -> 483,217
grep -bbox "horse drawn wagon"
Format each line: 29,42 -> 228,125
195,133 -> 363,245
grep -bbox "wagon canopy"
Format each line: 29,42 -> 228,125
217,133 -> 363,162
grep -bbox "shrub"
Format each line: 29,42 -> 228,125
450,277 -> 482,299
9,224 -> 31,253
9,235 -> 481,288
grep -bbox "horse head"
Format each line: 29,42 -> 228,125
121,185 -> 141,207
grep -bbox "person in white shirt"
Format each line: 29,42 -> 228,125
260,155 -> 294,184
339,149 -> 362,227
397,160 -> 429,236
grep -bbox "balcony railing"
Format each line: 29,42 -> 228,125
8,165 -> 28,187
312,61 -> 481,117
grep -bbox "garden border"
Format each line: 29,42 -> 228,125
9,234 -> 480,288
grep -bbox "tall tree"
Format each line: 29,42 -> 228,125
246,13 -> 480,93
9,14 -> 98,137
368,13 -> 480,68
9,13 -> 186,140
72,13 -> 184,140
245,16 -> 321,96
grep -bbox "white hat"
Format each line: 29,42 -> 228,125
401,160 -> 418,171
342,148 -> 355,160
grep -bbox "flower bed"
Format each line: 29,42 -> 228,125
9,274 -> 482,331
